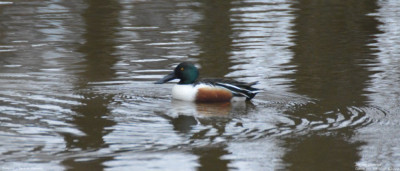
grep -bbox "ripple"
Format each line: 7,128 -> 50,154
122,26 -> 159,30
175,102 -> 387,142
0,0 -> 398,169
0,1 -> 13,5
3,64 -> 22,68
146,42 -> 193,46
0,49 -> 17,52
132,69 -> 171,73
161,30 -> 190,34
130,58 -> 167,63
285,105 -> 387,133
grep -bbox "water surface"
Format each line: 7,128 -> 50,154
0,0 -> 399,170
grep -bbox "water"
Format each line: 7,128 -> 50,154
0,0 -> 399,170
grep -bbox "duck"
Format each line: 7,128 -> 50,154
155,62 -> 260,102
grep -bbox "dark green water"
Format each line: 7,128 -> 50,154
0,0 -> 399,170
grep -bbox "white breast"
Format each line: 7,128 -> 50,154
172,84 -> 209,101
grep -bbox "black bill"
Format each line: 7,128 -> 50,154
154,72 -> 176,84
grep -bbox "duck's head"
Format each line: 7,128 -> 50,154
155,62 -> 199,84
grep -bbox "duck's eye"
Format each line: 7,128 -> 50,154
180,67 -> 184,71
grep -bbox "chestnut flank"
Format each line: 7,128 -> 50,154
195,87 -> 233,102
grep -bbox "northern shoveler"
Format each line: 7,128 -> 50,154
155,62 -> 260,102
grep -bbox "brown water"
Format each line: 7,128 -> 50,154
0,0 -> 399,170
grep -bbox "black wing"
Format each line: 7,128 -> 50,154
196,78 -> 261,100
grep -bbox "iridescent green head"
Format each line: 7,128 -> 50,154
155,62 -> 199,84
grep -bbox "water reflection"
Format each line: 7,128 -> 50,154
62,156 -> 114,171
171,100 -> 233,116
113,0 -> 202,81
356,0 -> 400,168
182,1 -> 235,169
160,100 -> 246,137
193,144 -> 230,171
61,0 -> 120,169
282,134 -> 364,170
164,101 -> 238,170
281,0 -> 380,169
195,0 -> 233,77
76,0 -> 121,83
1,0 -> 399,169
64,94 -> 115,150
228,0 -> 295,89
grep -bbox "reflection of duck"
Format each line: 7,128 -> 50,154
156,94 -> 255,135
155,101 -> 232,134
161,100 -> 233,134
155,62 -> 260,102
172,100 -> 232,116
